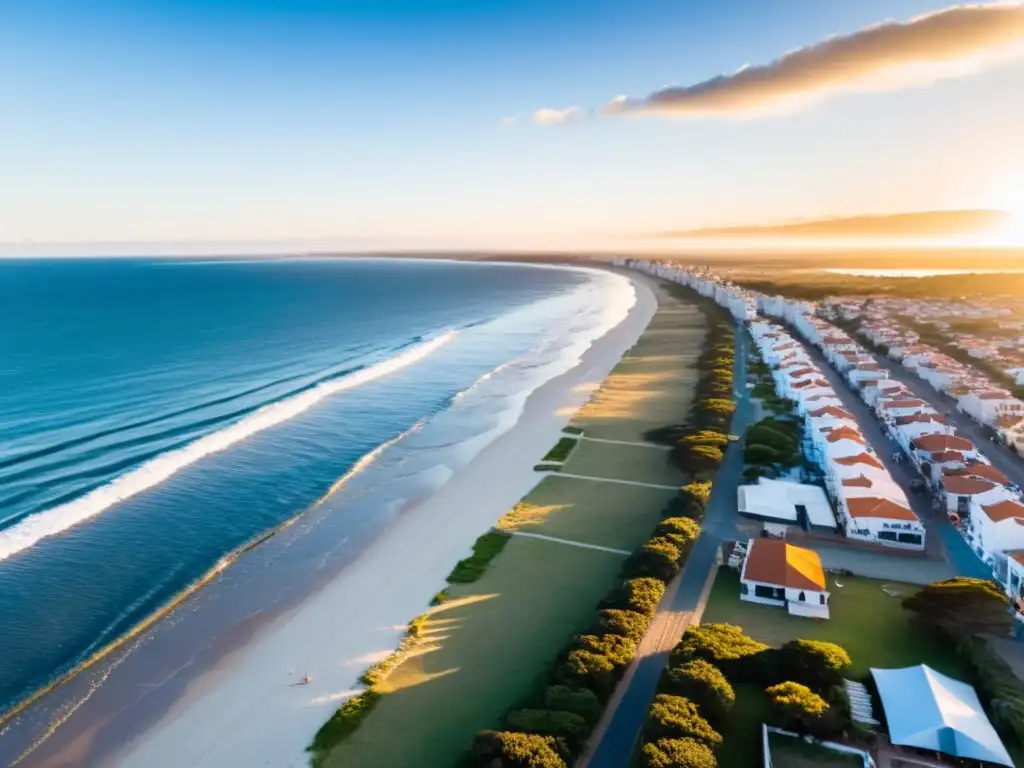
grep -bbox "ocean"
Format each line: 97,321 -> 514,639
0,256 -> 633,716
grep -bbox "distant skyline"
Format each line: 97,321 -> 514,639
4,1 -> 1024,254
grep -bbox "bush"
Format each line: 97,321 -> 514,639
743,443 -> 783,466
572,633 -> 637,666
656,517 -> 701,542
504,709 -> 589,746
603,577 -> 666,616
904,577 -> 1012,637
699,398 -> 736,416
673,624 -> 773,682
448,532 -> 511,583
469,731 -> 567,768
307,690 -> 380,766
624,538 -> 683,582
641,738 -> 717,768
675,443 -> 725,473
957,637 -> 1024,746
679,430 -> 729,448
766,681 -> 829,733
661,660 -> 735,726
542,437 -> 578,463
780,639 -> 852,690
593,609 -> 650,642
559,650 -> 617,697
645,694 -> 723,748
544,685 -> 601,724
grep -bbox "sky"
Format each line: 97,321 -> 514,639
3,0 -> 1024,253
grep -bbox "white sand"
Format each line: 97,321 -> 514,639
115,272 -> 658,768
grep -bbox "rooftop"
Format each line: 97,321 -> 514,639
742,538 -> 827,591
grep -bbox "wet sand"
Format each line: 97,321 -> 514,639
1,268 -> 659,768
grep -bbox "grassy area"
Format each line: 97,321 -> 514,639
495,476 -> 674,551
715,682 -> 772,768
571,301 -> 705,442
541,436 -> 578,463
323,537 -> 628,768
561,438 -> 680,487
767,732 -> 862,767
702,568 -> 968,679
447,531 -> 511,583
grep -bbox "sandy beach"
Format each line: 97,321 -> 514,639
8,267 -> 658,768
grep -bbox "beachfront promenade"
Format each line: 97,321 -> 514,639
583,323 -> 753,767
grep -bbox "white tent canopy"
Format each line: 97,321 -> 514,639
737,478 -> 836,529
872,665 -> 1014,767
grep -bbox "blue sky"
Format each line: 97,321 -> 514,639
3,0 -> 1024,252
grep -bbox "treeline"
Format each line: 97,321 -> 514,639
461,293 -> 738,768
732,271 -> 1024,301
638,624 -> 855,768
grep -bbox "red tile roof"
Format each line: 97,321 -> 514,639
982,500 -> 1024,523
913,434 -> 975,452
834,452 -> 885,470
941,475 -> 997,496
742,539 -> 827,591
847,496 -> 918,522
947,462 -> 1010,486
826,426 -> 865,444
809,406 -> 855,420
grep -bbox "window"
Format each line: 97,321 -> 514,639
897,532 -> 922,545
819,594 -> 826,605
878,530 -> 898,542
1012,574 -> 1020,588
798,591 -> 806,602
754,584 -> 780,600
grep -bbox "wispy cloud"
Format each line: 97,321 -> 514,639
579,2 -> 1024,121
532,106 -> 585,125
501,114 -> 521,126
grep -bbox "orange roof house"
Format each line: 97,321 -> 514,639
913,434 -> 975,453
847,496 -> 919,522
941,475 -> 997,496
742,539 -> 826,591
981,500 -> 1024,523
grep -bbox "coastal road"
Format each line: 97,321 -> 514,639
870,354 -> 1024,491
795,337 -> 991,579
583,321 -> 753,768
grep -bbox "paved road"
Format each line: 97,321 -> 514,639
871,354 -> 1024,490
796,339 -> 991,580
585,322 -> 753,768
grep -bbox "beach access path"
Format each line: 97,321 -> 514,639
320,277 -> 707,768
581,319 -> 754,768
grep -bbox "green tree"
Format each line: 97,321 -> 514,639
594,609 -> 650,642
572,633 -> 637,666
679,430 -> 729,448
624,538 -> 683,582
766,682 -> 829,733
645,694 -> 723,748
470,731 -> 567,768
676,444 -> 725,473
603,577 -> 666,616
558,651 -> 616,698
504,709 -> 588,746
780,639 -> 851,689
903,577 -> 1012,637
641,738 -> 717,768
544,686 -> 601,724
673,624 -> 771,681
661,660 -> 735,726
656,517 -> 701,542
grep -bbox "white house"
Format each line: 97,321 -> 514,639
739,538 -> 830,619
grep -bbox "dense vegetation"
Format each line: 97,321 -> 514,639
743,416 -> 801,475
732,269 -> 1024,301
637,624 -> 855,766
448,531 -> 512,583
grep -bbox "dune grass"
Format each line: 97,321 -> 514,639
541,437 -> 578,463
446,531 -> 511,584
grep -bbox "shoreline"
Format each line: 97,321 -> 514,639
5,264 -> 658,768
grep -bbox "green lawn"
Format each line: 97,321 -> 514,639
496,475 -> 675,551
562,439 -> 680,487
324,537 -> 627,768
715,682 -> 772,768
541,436 -> 578,463
702,567 -> 969,678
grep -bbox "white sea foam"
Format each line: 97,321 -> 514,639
0,332 -> 458,562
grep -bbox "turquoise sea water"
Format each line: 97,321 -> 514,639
0,257 -> 631,713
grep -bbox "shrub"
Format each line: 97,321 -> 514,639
743,444 -> 783,466
661,660 -> 735,726
448,531 -> 511,583
904,577 -> 1012,637
603,577 -> 666,616
572,633 -> 637,666
645,694 -> 723,748
544,685 -> 601,724
664,486 -> 709,521
542,437 -> 578,463
593,609 -> 650,642
766,681 -> 829,733
656,517 -> 701,542
957,637 -> 1024,746
675,443 -> 724,473
307,690 -> 380,765
469,731 -> 567,768
673,624 -> 773,682
504,709 -> 589,746
559,650 -> 617,697
641,738 -> 717,768
679,430 -> 729,448
699,398 -> 736,416
780,639 -> 851,690
624,538 -> 683,582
